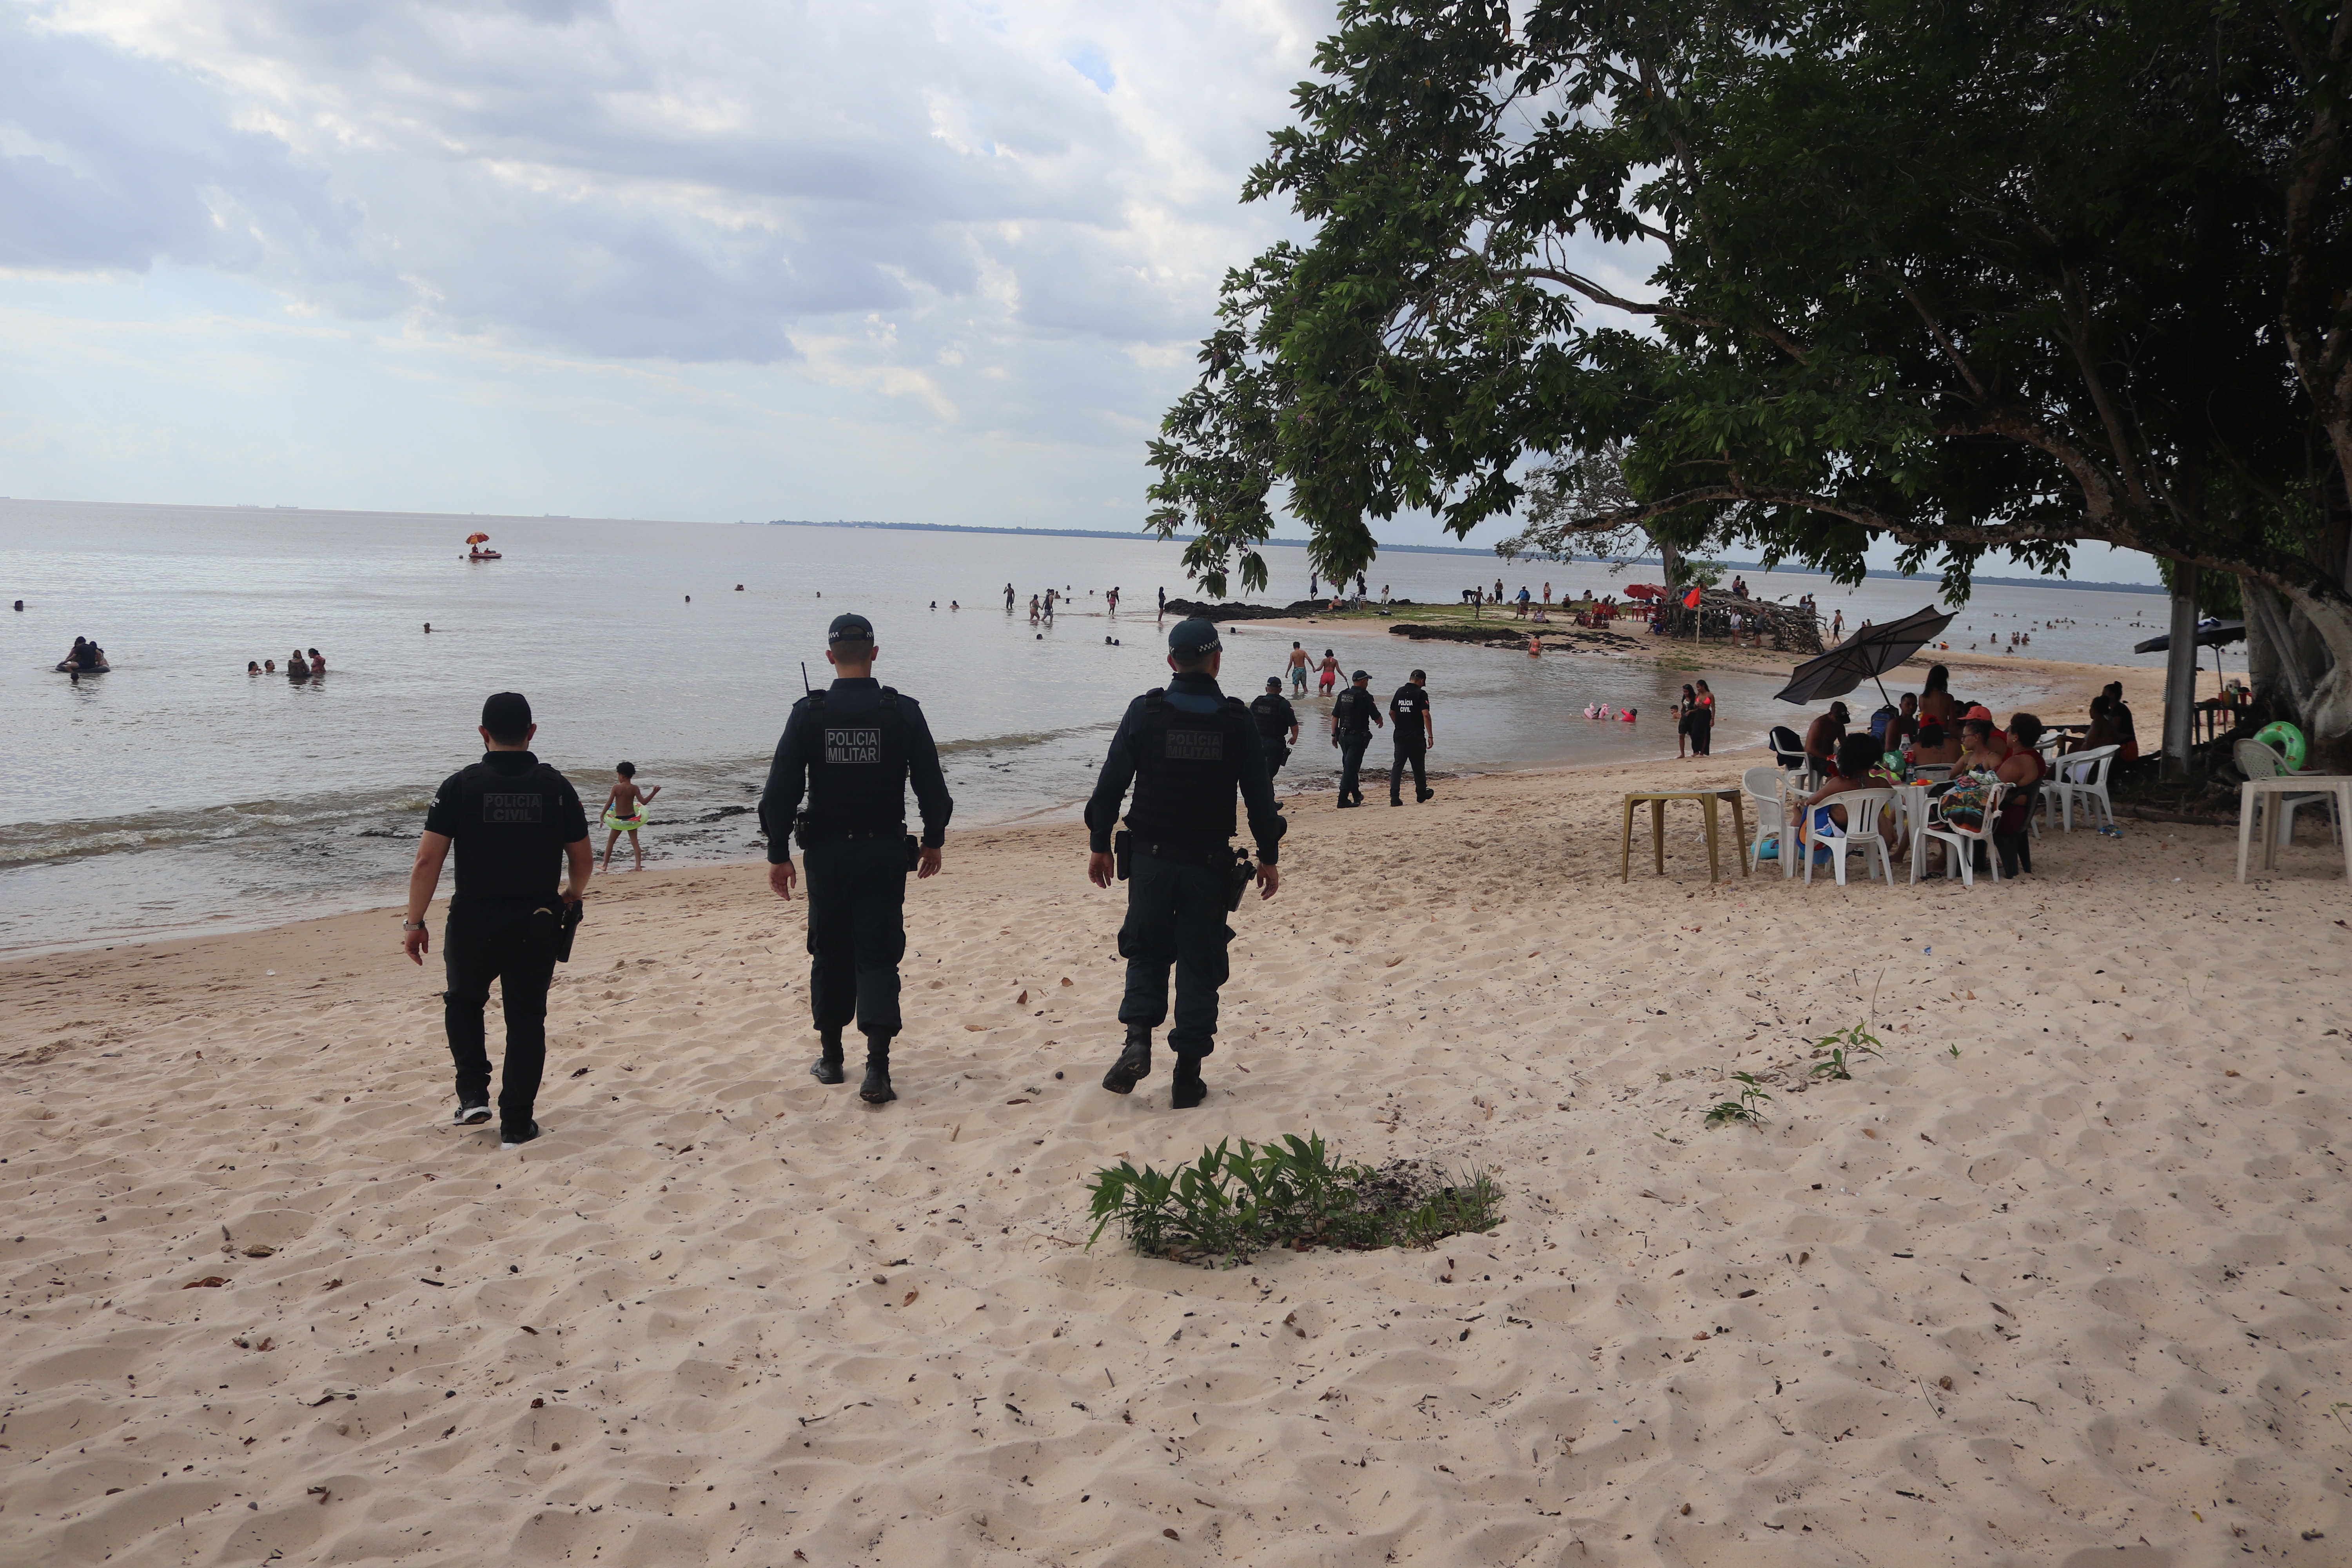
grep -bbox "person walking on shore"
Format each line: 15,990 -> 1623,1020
1388,669 -> 1434,805
402,691 -> 592,1151
1084,618 -> 1283,1110
599,762 -> 662,872
1251,677 -> 1300,792
759,614 -> 953,1104
1330,669 -> 1382,807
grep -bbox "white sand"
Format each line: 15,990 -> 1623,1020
5,753 -> 2349,1566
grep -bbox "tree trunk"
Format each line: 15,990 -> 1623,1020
2161,568 -> 2200,779
2244,581 -> 2352,774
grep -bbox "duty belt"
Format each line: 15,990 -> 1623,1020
1128,837 -> 1236,871
800,823 -> 907,844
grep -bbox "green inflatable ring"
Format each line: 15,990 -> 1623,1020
2253,721 -> 2307,771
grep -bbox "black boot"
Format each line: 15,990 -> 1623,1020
858,1034 -> 896,1104
1101,1025 -> 1152,1094
1171,1054 -> 1207,1110
810,1030 -> 846,1085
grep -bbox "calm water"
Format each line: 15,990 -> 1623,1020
0,500 -> 2165,955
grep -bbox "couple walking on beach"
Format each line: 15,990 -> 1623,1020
403,613 -> 1281,1145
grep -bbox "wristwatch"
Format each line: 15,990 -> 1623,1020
402,918 -> 428,931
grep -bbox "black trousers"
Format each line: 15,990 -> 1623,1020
1390,740 -> 1427,802
1336,733 -> 1371,802
443,902 -> 558,1133
803,835 -> 908,1039
1993,827 -> 2033,877
1689,717 -> 1713,756
1117,852 -> 1233,1058
1263,742 -> 1289,788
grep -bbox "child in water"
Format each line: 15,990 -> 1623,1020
601,762 -> 662,872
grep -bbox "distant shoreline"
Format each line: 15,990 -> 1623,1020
759,518 -> 2168,596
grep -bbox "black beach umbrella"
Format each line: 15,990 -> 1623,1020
1773,604 -> 1956,708
2131,618 -> 2244,655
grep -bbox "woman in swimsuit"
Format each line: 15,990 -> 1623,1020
286,649 -> 311,678
1317,650 -> 1340,694
1797,734 -> 1897,857
601,762 -> 662,872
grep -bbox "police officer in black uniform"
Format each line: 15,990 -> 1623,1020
402,692 -> 592,1151
1329,668 -> 1383,808
1389,668 -> 1435,805
1085,618 -> 1285,1109
759,614 -> 953,1104
1249,677 -> 1300,793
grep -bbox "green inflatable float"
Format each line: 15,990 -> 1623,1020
2253,721 -> 2307,771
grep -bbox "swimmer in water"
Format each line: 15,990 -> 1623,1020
600,762 -> 662,872
248,661 -> 261,674
308,647 -> 326,672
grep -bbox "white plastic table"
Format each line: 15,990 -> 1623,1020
2236,774 -> 2352,882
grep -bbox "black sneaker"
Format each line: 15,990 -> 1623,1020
454,1104 -> 491,1126
499,1122 -> 542,1151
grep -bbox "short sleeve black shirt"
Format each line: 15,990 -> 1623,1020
423,751 -> 589,906
1390,683 -> 1430,734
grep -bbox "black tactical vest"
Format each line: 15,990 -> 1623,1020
803,688 -> 909,833
1334,686 -> 1377,735
1249,693 -> 1291,740
1127,690 -> 1246,844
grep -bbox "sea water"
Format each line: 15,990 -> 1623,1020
0,499 -> 2172,955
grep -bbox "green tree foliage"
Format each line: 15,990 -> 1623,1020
1147,0 -> 2352,756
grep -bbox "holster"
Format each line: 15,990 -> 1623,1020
905,834 -> 921,872
1226,847 -> 1256,913
791,810 -> 812,850
555,900 -> 585,963
1112,829 -> 1132,882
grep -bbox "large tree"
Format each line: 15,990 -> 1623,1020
1147,0 -> 2352,764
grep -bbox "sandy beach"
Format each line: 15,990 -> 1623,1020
6,748 -> 2349,1566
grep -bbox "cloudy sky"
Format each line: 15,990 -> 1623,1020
0,0 -> 2158,579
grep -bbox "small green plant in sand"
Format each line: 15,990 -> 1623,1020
1809,1024 -> 1886,1082
1704,1073 -> 1774,1128
1084,1134 -> 1500,1267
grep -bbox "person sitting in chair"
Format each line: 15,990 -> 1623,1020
1796,733 -> 1897,860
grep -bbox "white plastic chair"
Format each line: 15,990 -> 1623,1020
2051,744 -> 2120,831
2234,739 -> 2343,857
1801,787 -> 1895,887
1915,781 -> 2007,886
1742,765 -> 1791,877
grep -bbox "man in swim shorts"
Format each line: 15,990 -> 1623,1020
600,762 -> 662,871
1287,641 -> 1310,694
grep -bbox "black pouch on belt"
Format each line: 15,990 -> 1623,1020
904,834 -> 920,872
1112,829 -> 1132,882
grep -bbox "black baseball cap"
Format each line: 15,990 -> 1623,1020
1350,669 -> 1371,682
827,613 -> 875,644
1169,617 -> 1222,656
481,691 -> 532,739
1265,677 -> 1281,690
1410,669 -> 1426,680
